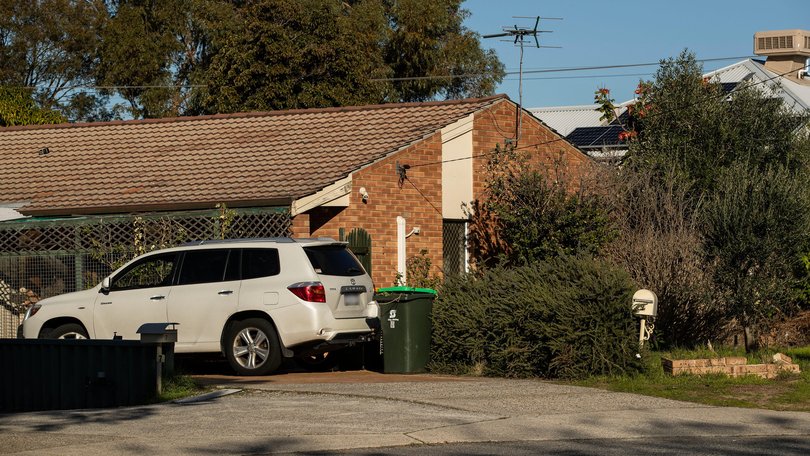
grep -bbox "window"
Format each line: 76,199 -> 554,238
443,220 -> 467,276
177,249 -> 229,285
242,249 -> 280,280
303,245 -> 364,277
111,253 -> 177,291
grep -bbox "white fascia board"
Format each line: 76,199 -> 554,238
291,175 -> 352,216
0,202 -> 29,222
441,114 -> 474,219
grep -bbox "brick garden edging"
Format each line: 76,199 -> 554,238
662,353 -> 801,379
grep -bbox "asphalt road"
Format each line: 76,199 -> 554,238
2,369 -> 809,455
308,436 -> 810,455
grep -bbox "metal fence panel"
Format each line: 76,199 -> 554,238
0,339 -> 158,412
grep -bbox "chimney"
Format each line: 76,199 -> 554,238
753,29 -> 810,85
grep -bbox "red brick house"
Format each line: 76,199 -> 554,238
0,95 -> 589,292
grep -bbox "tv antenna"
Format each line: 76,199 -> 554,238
484,16 -> 562,144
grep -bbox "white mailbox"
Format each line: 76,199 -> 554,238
632,289 -> 658,317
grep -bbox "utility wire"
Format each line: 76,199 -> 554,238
507,72 -> 654,81
12,57 -> 756,91
369,56 -> 757,82
23,84 -> 206,90
404,176 -> 443,216
408,64 -> 803,169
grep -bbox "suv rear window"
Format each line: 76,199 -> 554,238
242,248 -> 280,280
177,249 -> 229,285
304,245 -> 365,277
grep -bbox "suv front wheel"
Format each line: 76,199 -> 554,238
224,318 -> 282,376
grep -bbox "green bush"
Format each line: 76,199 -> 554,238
430,256 -> 642,379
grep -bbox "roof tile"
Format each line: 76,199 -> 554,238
0,96 -> 506,215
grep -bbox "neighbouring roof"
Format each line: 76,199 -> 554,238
528,104 -> 609,136
705,58 -> 810,111
0,96 -> 508,216
530,102 -> 633,151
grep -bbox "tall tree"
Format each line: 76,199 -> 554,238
198,0 -> 390,112
624,51 -> 805,189
382,0 -> 502,101
604,51 -> 810,349
0,0 -> 108,121
98,0 -> 238,118
197,0 -> 503,113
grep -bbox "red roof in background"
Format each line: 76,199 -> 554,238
0,96 -> 508,216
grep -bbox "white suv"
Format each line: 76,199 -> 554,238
22,238 -> 378,375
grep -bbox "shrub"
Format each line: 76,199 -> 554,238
603,167 -> 724,348
430,256 -> 642,379
703,163 -> 810,350
467,145 -> 613,268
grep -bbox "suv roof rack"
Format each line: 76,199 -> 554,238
180,237 -> 338,247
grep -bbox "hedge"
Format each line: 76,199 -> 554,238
430,256 -> 642,379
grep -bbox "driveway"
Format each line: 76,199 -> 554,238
2,372 -> 809,455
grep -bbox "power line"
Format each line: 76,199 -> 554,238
407,64 -> 802,169
506,72 -> 654,81
369,55 -> 757,83
404,176 -> 443,216
22,84 -> 206,90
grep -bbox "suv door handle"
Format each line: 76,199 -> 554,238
218,290 -> 234,295
150,295 -> 166,300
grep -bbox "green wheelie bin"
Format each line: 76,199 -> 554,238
374,287 -> 437,374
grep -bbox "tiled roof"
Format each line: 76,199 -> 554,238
0,96 -> 507,215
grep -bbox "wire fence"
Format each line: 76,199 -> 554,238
0,208 -> 291,338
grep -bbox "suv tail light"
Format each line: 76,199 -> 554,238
288,282 -> 326,303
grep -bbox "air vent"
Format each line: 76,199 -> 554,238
754,29 -> 810,57
757,35 -> 793,51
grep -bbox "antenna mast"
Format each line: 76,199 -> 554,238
484,16 -> 561,145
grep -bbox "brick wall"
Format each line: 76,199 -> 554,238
662,356 -> 801,379
293,133 -> 444,287
291,100 -> 592,287
472,99 -> 591,200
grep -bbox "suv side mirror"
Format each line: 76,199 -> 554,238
101,277 -> 111,294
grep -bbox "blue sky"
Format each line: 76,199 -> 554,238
462,0 -> 809,108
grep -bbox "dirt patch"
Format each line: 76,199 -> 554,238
727,379 -> 808,411
764,311 -> 810,347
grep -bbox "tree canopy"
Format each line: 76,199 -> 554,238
0,0 -> 108,121
607,51 -> 810,349
0,0 -> 503,120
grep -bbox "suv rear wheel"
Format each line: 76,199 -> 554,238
225,318 -> 281,376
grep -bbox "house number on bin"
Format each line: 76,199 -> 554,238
388,309 -> 399,328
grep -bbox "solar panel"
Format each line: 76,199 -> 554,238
566,125 -> 625,147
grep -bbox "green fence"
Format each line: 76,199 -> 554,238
0,207 -> 291,338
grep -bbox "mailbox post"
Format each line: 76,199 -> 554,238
631,290 -> 657,348
137,323 -> 178,395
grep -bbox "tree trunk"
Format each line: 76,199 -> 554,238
743,325 -> 759,353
